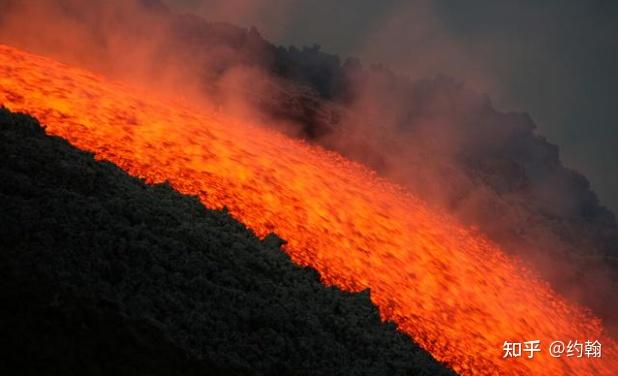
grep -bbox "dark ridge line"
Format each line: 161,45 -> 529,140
0,107 -> 454,376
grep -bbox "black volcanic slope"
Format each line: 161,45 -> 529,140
2,0 -> 616,330
0,108 -> 453,376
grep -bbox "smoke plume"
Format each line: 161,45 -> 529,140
0,0 -> 616,335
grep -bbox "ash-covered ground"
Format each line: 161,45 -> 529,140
2,0 -> 615,332
0,107 -> 453,375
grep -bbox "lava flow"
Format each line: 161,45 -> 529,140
1,44 -> 616,375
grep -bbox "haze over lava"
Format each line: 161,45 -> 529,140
1,44 -> 616,375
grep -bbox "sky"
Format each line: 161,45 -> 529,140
164,0 -> 618,214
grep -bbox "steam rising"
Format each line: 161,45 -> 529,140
0,0 -> 616,336
4,43 -> 618,375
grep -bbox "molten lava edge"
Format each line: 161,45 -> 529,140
0,44 -> 616,375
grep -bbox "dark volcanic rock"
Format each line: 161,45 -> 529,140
0,108 -> 453,375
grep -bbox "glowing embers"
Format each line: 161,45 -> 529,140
0,44 -> 616,375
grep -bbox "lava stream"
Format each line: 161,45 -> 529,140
1,45 -> 616,375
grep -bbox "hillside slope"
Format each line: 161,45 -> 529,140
0,108 -> 453,376
1,2 -> 615,329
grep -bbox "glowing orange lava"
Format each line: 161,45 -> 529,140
1,44 -> 616,375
